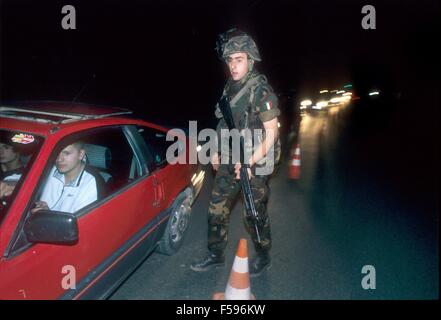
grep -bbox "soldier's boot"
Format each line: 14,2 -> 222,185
249,249 -> 271,278
190,252 -> 225,272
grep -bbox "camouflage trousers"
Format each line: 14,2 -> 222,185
208,164 -> 272,255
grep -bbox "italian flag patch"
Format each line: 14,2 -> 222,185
265,101 -> 272,110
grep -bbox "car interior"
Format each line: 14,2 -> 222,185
83,142 -> 140,197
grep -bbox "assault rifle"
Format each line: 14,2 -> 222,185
218,96 -> 263,243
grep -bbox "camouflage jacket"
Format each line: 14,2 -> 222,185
215,71 -> 281,172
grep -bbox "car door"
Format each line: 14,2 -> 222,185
134,125 -> 191,217
0,125 -> 162,299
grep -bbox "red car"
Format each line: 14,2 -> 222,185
0,101 -> 205,299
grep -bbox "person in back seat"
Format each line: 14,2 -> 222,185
0,133 -> 25,198
32,141 -> 105,214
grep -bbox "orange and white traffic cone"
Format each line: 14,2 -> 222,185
289,143 -> 301,179
213,239 -> 256,300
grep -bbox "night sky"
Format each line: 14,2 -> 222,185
1,0 -> 440,129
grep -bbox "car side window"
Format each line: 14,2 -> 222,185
78,127 -> 143,199
0,130 -> 44,224
6,126 -> 144,255
137,126 -> 174,169
34,126 -> 142,215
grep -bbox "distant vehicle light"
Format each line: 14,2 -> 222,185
319,90 -> 329,94
316,101 -> 328,108
300,99 -> 312,106
312,105 -> 322,110
337,90 -> 346,94
330,97 -> 342,104
342,92 -> 352,96
369,91 -> 380,96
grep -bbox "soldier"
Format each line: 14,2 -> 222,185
191,29 -> 281,277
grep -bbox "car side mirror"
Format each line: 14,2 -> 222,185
24,210 -> 79,245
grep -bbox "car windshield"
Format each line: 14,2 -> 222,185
0,129 -> 44,223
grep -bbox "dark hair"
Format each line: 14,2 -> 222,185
71,141 -> 85,151
0,141 -> 18,153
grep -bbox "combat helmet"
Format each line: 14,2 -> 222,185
215,28 -> 261,61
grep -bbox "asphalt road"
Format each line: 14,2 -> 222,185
110,103 -> 439,300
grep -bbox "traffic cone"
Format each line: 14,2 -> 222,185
212,239 -> 256,300
289,143 -> 301,179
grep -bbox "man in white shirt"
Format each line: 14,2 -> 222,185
32,142 -> 104,214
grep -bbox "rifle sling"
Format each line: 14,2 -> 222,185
229,76 -> 262,107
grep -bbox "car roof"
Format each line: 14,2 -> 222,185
0,101 -> 133,125
0,101 -> 173,139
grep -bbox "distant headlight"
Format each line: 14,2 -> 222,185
316,101 -> 328,108
300,99 -> 312,106
369,91 -> 380,96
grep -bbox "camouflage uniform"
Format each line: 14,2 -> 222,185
191,29 -> 280,276
209,70 -> 280,255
